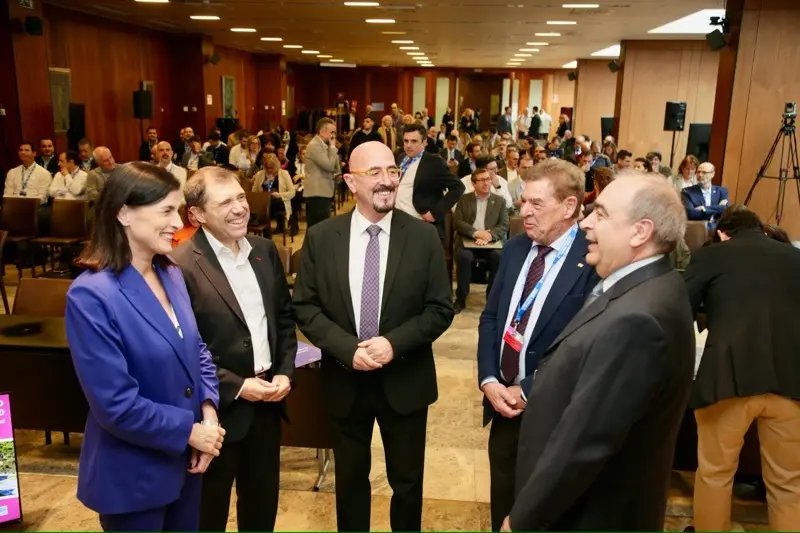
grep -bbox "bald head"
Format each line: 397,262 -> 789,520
697,162 -> 715,187
93,147 -> 115,171
349,141 -> 394,172
155,141 -> 174,165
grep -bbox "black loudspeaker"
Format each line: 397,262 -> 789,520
67,103 -> 85,151
567,72 -> 577,81
686,123 -> 712,162
216,117 -> 238,141
601,117 -> 614,140
608,60 -> 620,73
133,90 -> 153,120
208,52 -> 222,65
24,16 -> 43,36
664,101 -> 687,132
706,29 -> 727,51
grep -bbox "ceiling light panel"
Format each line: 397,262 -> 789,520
590,44 -> 620,57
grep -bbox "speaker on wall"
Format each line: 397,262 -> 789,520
567,72 -> 577,81
24,16 -> 43,36
706,29 -> 727,51
686,123 -> 712,162
601,117 -> 614,140
133,90 -> 153,120
208,52 -> 222,65
67,103 -> 85,151
608,60 -> 620,73
664,101 -> 687,132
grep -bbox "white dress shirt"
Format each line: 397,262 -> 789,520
229,144 -> 252,172
701,186 -> 712,206
186,153 -> 200,171
49,168 -> 88,200
473,195 -> 489,231
461,175 -> 514,209
349,208 -> 392,338
602,255 -> 664,293
482,224 -> 578,387
395,157 -> 421,219
203,229 -> 272,381
165,163 -> 187,203
4,163 -> 52,204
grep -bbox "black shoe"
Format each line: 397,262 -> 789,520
453,299 -> 466,314
683,526 -> 695,532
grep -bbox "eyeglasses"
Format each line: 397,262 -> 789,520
350,167 -> 402,181
473,177 -> 492,183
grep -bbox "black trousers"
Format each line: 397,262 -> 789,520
270,198 -> 286,233
329,374 -> 428,532
306,196 -> 332,229
455,247 -> 502,301
488,413 -> 523,531
199,403 -> 282,532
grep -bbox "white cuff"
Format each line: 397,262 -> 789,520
480,376 -> 499,389
234,382 -> 246,400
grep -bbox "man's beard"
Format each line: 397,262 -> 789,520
372,184 -> 396,213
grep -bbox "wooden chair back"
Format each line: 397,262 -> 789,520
12,278 -> 73,317
685,221 -> 710,253
509,216 -> 524,239
1,197 -> 40,238
246,191 -> 271,225
50,199 -> 89,239
290,249 -> 302,275
275,245 -> 291,275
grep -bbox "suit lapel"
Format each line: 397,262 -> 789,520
334,213 -> 358,332
247,238 -> 277,350
192,230 -> 247,327
381,211 -> 408,315
528,230 -> 589,344
487,195 -> 501,227
497,239 -> 532,344
118,265 -> 192,381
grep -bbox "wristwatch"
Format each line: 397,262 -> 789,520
200,420 -> 219,427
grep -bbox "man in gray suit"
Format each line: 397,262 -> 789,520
85,147 -> 117,204
304,117 -> 341,229
453,167 -> 509,313
505,173 -> 695,532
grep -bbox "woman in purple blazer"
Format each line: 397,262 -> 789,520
66,162 -> 224,532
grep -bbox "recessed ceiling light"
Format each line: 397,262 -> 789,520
399,47 -> 419,51
301,50 -> 321,54
563,3 -> 599,7
591,44 -> 620,57
415,57 -> 429,61
135,0 -> 169,3
382,31 -> 405,34
190,15 -> 220,20
231,28 -> 256,32
344,1 -> 380,5
317,54 -> 333,58
547,21 -> 577,25
648,9 -> 726,34
407,52 -> 424,56
519,48 -> 539,52
283,44 -> 303,49
366,18 -> 395,23
562,60 -> 578,68
526,42 -> 549,46
514,53 -> 532,57
260,37 -> 282,41
535,32 -> 561,36
392,40 -> 414,44
330,59 -> 345,62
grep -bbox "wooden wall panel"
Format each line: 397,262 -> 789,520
203,44 -> 259,135
721,6 -> 800,236
574,60 -> 617,143
0,0 -> 21,172
255,55 -> 285,130
550,71 -> 576,139
616,41 -> 719,168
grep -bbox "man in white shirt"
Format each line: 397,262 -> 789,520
50,150 -> 88,200
155,141 -> 187,196
293,140 -> 453,532
537,108 -> 552,140
4,141 -> 52,204
516,108 -> 531,141
502,149 -> 523,215
174,166 -> 296,533
228,133 -> 253,172
461,156 -> 514,210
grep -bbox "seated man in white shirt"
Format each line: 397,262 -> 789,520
50,150 -> 88,200
461,156 -> 514,210
155,141 -> 188,199
501,148 -> 522,215
4,141 -> 52,204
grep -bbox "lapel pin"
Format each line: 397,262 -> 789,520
255,256 -> 262,261
577,262 -> 584,268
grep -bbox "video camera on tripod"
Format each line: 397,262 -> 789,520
784,102 -> 797,119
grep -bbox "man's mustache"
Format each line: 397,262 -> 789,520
373,185 -> 396,194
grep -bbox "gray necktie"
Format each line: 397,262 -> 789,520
581,282 -> 605,311
359,225 -> 382,340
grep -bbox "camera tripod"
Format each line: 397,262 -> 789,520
743,112 -> 800,225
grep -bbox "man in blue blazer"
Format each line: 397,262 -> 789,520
682,162 -> 729,223
477,159 -> 600,531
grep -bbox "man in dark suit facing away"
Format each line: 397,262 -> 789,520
478,159 -> 600,530
173,167 -> 297,532
505,172 -> 695,531
293,141 -> 454,532
394,123 -> 465,240
686,207 -> 800,532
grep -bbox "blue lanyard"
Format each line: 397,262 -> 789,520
20,165 -> 35,190
513,225 -> 578,325
400,153 -> 422,175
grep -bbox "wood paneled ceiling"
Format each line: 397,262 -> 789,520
43,0 -> 723,68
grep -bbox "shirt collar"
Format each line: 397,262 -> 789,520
602,255 -> 664,293
352,207 -> 392,237
532,222 -> 577,252
203,227 -> 252,262
22,162 -> 36,171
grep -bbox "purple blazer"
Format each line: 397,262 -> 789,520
65,264 -> 219,515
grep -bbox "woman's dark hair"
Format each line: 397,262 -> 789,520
763,224 -> 792,244
77,162 -> 180,274
713,204 -> 761,242
634,157 -> 652,172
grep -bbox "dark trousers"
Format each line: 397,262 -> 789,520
306,196 -> 332,229
488,414 -> 523,532
455,247 -> 502,301
290,191 -> 304,233
99,473 -> 202,532
330,374 -> 428,532
270,198 -> 286,233
199,403 -> 282,532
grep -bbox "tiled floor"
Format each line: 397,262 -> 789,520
2,200 -> 771,531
